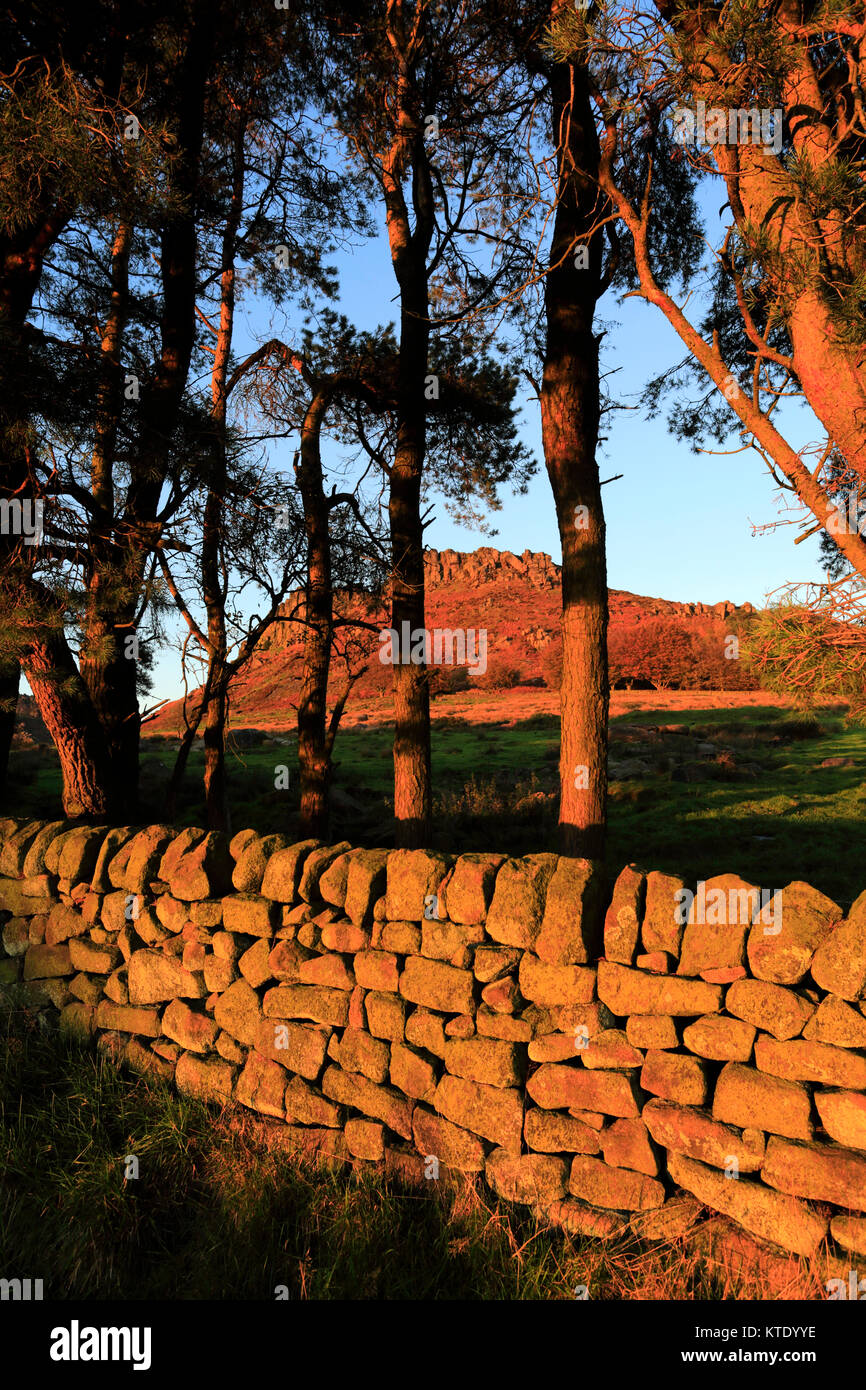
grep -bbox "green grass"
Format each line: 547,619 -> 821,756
0,1003 -> 743,1301
5,702 -> 866,903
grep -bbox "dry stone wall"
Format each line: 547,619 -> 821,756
1,817 -> 865,1264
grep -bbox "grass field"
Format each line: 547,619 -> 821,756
5,696 -> 865,904
0,1003 -> 825,1301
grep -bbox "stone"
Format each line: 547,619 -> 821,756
104,968 -> 129,1005
284,1075 -> 342,1127
746,881 -> 841,984
444,1038 -> 523,1089
486,1148 -> 567,1206
321,1065 -> 414,1139
94,999 -> 161,1036
529,1032 -> 583,1062
667,1151 -> 827,1257
365,990 -> 408,1041
59,1001 -> 95,1040
434,1073 -> 523,1150
0,821 -> 47,876
810,892 -> 866,999
235,939 -> 273,989
601,1118 -> 660,1175
642,1098 -> 765,1171
385,849 -> 451,920
235,1051 -> 287,1118
682,1014 -> 756,1061
815,1090 -> 866,1150
804,995 -> 866,1048
259,840 -> 321,901
640,1049 -> 708,1105
473,944 -> 521,984
69,972 -> 104,1006
333,1027 -> 390,1083
190,900 -> 223,927
754,1035 -> 866,1089
158,828 -> 207,885
676,874 -> 756,976
215,1032 -> 246,1064
231,834 -> 292,892
22,943 -> 72,979
268,940 -> 313,981
345,1118 -> 385,1160
203,956 -> 235,993
229,829 -> 258,860
626,1015 -> 679,1050
317,851 -> 356,908
485,854 -> 558,949
405,1007 -> 447,1057
213,979 -> 263,1047
518,955 -> 595,1007
400,955 -> 475,1014
319,920 -> 369,953
535,857 -> 601,965
390,1042 -> 438,1101
630,1197 -> 703,1242
298,842 -> 352,902
168,832 -> 234,901
527,1064 -> 641,1117
597,961 -> 722,1016
160,999 -> 216,1054
44,903 -> 87,946
420,918 -> 483,969
20,821 -> 67,878
701,967 -> 747,984
89,828 -> 136,892
127,949 -> 201,1004
297,953 -> 355,990
176,1052 -> 234,1104
118,826 -> 175,893
411,1107 -> 485,1171
68,937 -> 120,973
261,983 -> 349,1028
345,849 -> 390,926
379,921 -> 421,953
444,1014 -> 474,1038
712,1062 -> 812,1140
256,1017 -> 330,1079
481,975 -> 520,1013
602,864 -> 644,964
59,826 -> 110,883
830,1214 -> 866,1258
1,917 -> 29,956
476,1010 -> 532,1041
221,895 -> 276,936
569,1154 -> 665,1211
524,1108 -> 600,1154
443,853 -> 506,924
763,1135 -> 866,1212
641,870 -> 687,956
580,1029 -> 643,1069
546,1199 -> 626,1239
354,950 -> 399,992
635,952 -> 673,973
724,977 -> 815,1041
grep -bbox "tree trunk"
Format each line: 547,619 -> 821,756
0,657 -> 19,795
24,636 -> 114,819
389,445 -> 431,847
541,23 -> 608,860
296,393 -> 335,839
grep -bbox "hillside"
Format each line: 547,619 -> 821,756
142,547 -> 758,737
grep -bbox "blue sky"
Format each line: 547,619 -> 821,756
140,181 -> 828,707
